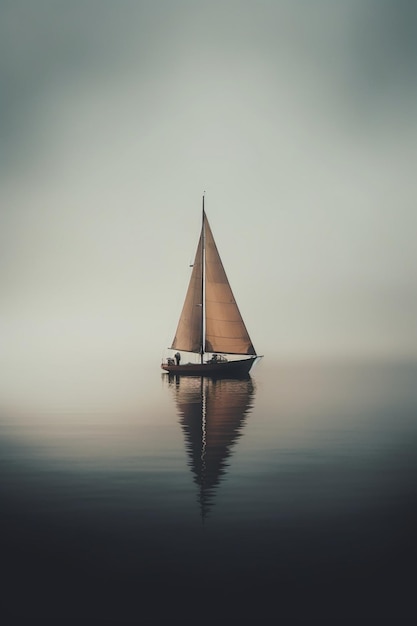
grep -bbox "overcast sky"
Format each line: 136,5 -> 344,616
1,0 -> 416,383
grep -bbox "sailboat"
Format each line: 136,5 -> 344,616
161,196 -> 260,377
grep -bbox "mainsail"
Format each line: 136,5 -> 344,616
171,207 -> 256,357
204,215 -> 255,355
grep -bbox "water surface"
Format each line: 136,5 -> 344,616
1,359 -> 416,623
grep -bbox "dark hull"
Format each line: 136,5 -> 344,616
161,357 -> 257,378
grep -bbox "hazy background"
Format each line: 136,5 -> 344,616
1,1 -> 416,409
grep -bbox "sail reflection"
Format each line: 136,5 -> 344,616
167,375 -> 256,519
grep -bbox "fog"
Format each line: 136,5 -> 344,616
1,1 -> 416,407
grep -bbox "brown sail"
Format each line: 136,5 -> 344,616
171,232 -> 203,353
204,213 -> 256,355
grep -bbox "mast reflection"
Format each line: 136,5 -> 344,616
166,375 -> 256,520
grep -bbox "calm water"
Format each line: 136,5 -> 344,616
1,359 -> 416,623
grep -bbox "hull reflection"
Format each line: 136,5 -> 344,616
167,375 -> 256,519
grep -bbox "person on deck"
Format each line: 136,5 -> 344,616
174,352 -> 181,366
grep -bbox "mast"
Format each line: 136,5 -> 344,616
200,195 -> 205,364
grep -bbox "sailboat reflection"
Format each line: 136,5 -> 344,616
167,375 -> 256,519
